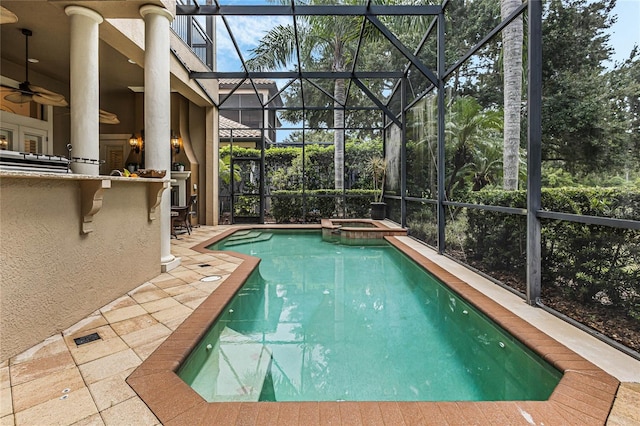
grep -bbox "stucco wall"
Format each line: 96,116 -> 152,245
0,174 -> 162,361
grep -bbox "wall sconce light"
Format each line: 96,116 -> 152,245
129,134 -> 140,154
171,134 -> 180,154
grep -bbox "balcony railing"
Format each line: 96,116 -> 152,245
171,0 -> 214,70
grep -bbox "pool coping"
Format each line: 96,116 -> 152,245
127,225 -> 620,425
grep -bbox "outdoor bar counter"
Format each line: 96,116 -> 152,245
0,170 -> 169,360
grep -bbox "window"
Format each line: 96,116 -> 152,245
0,125 -> 18,151
219,92 -> 265,129
0,116 -> 51,154
22,129 -> 46,154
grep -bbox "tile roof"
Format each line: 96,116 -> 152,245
218,78 -> 277,86
219,116 -> 262,139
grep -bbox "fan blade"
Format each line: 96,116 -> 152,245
31,93 -> 69,107
29,85 -> 68,107
99,109 -> 120,125
29,85 -> 66,100
0,6 -> 18,24
4,91 -> 32,104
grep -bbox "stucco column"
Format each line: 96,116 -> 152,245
65,6 -> 102,175
140,5 -> 177,270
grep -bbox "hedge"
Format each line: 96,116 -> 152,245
221,140 -> 383,192
270,190 -> 377,223
462,188 -> 640,319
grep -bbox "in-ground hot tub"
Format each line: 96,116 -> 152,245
321,219 -> 406,244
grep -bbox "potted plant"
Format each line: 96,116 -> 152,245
173,162 -> 185,172
366,156 -> 387,220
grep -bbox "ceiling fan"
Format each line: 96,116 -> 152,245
0,6 -> 18,24
99,109 -> 120,124
3,28 -> 68,107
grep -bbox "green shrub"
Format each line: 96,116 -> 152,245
540,188 -> 640,318
407,202 -> 438,246
270,190 -> 378,222
222,140 -> 383,192
464,188 -> 640,319
464,190 -> 527,277
345,191 -> 377,217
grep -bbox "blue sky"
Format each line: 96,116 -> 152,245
211,1 -> 639,142
216,15 -> 291,72
214,1 -> 640,71
608,0 -> 640,66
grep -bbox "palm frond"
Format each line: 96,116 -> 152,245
246,24 -> 299,71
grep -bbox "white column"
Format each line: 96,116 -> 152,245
65,6 -> 103,175
140,5 -> 177,271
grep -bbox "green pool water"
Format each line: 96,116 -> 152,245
178,230 -> 561,402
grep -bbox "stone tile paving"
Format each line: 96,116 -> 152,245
0,224 -> 637,425
1,226 -> 231,425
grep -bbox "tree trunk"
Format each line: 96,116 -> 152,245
334,78 -> 345,190
333,35 -> 346,192
502,0 -> 523,190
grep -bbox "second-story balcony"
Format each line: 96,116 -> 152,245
171,1 -> 214,70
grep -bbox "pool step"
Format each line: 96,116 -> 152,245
224,232 -> 273,246
190,327 -> 273,402
226,230 -> 261,241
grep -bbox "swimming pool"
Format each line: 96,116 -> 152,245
178,230 -> 561,402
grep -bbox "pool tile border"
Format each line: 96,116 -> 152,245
127,227 -> 619,425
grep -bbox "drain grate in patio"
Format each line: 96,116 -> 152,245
73,332 -> 101,346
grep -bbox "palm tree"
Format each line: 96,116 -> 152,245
219,156 -> 241,186
501,0 -> 523,190
365,156 -> 387,203
446,96 -> 502,197
467,138 -> 504,191
246,3 -> 362,192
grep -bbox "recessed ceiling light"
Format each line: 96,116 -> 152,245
127,59 -> 136,64
28,58 -> 39,63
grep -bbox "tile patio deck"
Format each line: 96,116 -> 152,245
1,225 -> 638,425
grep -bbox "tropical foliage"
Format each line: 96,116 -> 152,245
445,96 -> 503,198
365,156 -> 387,203
246,1 -> 365,190
218,157 -> 241,185
219,138 -> 383,192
